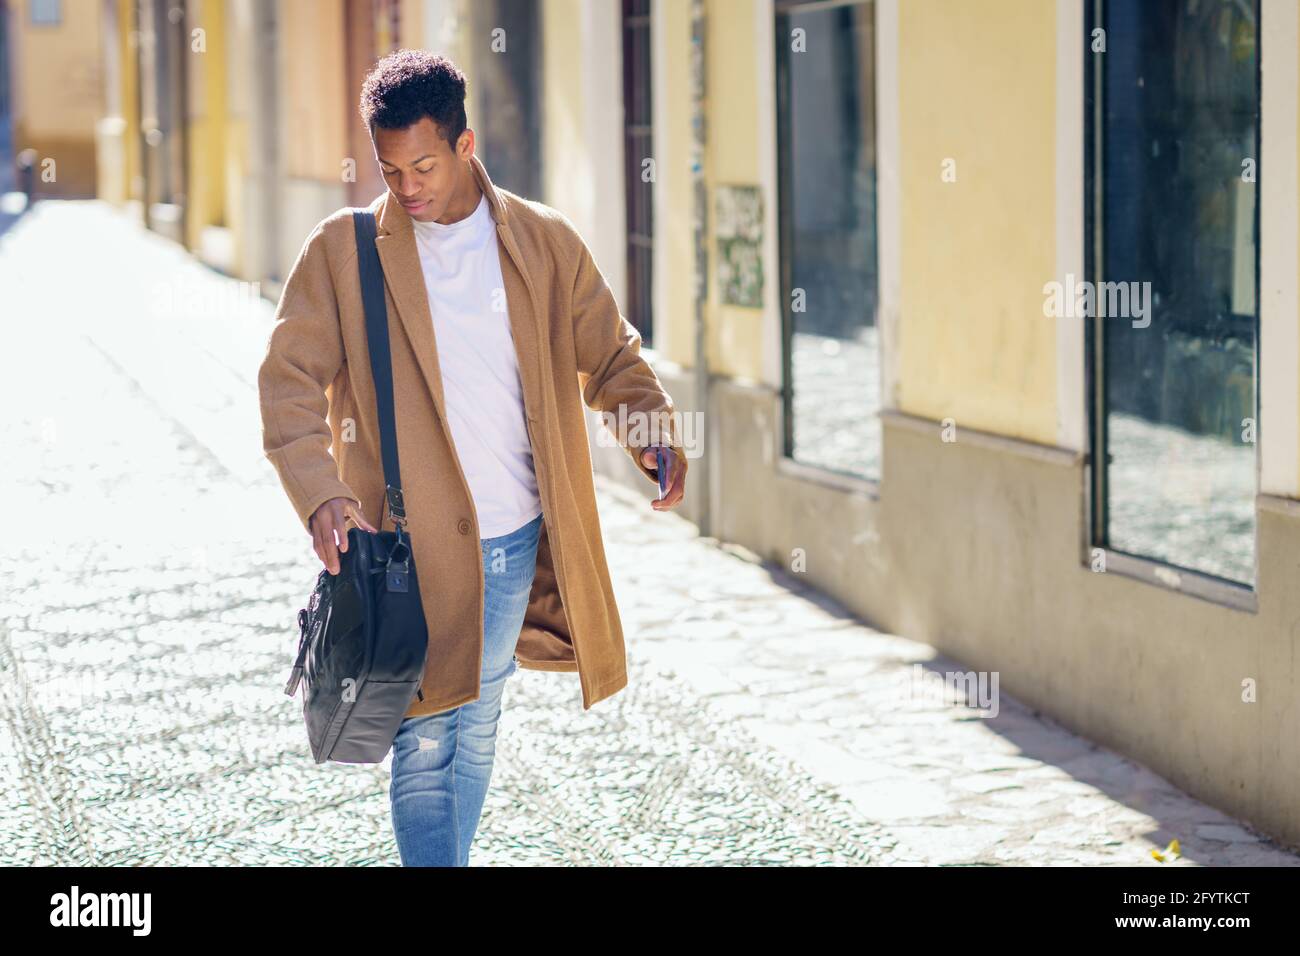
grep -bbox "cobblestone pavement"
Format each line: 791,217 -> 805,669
1,201 -> 1296,866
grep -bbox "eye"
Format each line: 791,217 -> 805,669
416,165 -> 434,174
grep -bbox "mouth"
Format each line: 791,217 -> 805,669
400,198 -> 429,212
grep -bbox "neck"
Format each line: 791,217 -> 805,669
436,164 -> 484,225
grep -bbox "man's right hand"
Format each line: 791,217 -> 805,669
309,497 -> 379,575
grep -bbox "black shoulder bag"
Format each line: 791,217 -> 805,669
281,209 -> 429,764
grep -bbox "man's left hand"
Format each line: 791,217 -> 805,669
641,445 -> 687,511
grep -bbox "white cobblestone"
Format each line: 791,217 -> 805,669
0,201 -> 1296,866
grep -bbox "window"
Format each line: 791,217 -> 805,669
622,0 -> 654,346
469,0 -> 542,201
30,0 -> 61,27
775,0 -> 879,480
1086,0 -> 1260,586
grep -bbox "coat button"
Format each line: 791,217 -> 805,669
458,518 -> 472,535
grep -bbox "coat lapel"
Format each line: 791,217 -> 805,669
372,154 -> 547,439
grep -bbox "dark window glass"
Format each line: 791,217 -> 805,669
1090,0 -> 1259,584
623,0 -> 654,345
776,0 -> 879,480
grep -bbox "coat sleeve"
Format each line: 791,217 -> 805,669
257,222 -> 361,531
568,227 -> 680,485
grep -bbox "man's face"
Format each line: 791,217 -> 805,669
372,115 -> 469,222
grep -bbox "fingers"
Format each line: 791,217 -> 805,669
318,508 -> 341,575
312,518 -> 339,575
348,501 -> 378,533
330,500 -> 350,555
646,445 -> 667,508
651,449 -> 687,511
666,454 -> 686,506
311,516 -> 327,570
309,497 -> 378,575
644,445 -> 672,484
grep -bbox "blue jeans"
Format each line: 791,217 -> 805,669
388,511 -> 542,866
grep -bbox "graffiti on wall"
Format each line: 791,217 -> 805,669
715,184 -> 764,308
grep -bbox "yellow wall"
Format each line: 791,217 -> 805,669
283,0 -> 348,182
656,0 -> 696,370
541,0 -> 588,220
118,0 -> 141,201
705,0 -> 765,381
536,0 -> 703,371
649,0 -> 760,375
11,0 -> 103,138
186,0 -> 228,249
95,0 -> 142,206
895,0 -> 1058,444
10,0 -> 104,194
401,0 -> 424,45
220,0 -> 255,280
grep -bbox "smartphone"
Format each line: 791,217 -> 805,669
655,446 -> 672,500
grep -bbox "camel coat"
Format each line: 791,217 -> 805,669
257,154 -> 678,718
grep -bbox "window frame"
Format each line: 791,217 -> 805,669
773,0 -> 883,490
1081,0 -> 1262,612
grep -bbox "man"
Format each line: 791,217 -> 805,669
257,50 -> 685,866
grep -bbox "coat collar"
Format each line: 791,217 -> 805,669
370,153 -> 548,456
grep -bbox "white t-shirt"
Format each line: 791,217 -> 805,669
411,192 -> 544,539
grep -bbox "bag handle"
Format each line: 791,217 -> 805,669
351,210 -> 407,533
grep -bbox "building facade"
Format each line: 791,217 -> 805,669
81,0 -> 1300,848
3,0 -> 104,197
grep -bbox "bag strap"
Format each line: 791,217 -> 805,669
351,210 -> 407,532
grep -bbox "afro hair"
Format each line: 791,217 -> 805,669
359,49 -> 468,151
